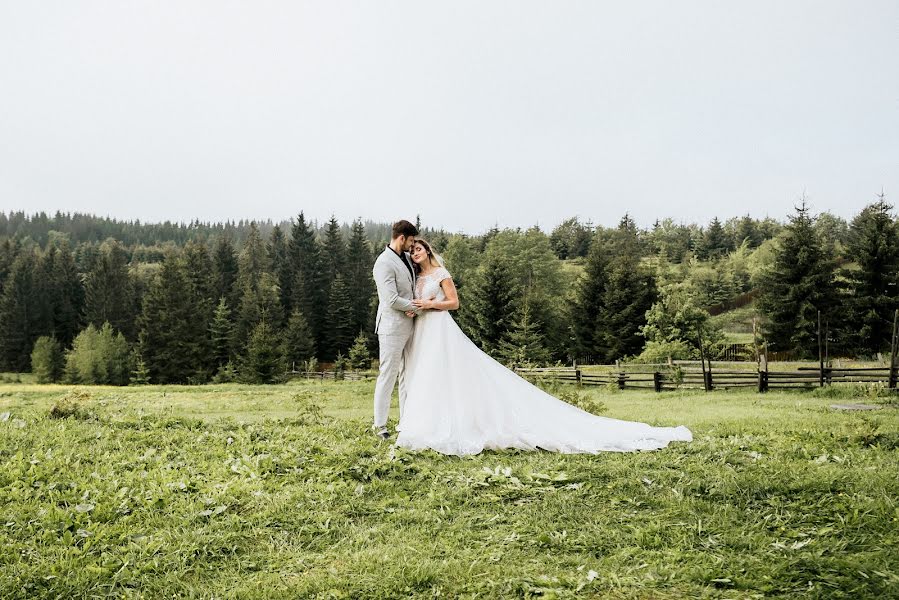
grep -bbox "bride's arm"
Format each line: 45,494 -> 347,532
412,278 -> 459,311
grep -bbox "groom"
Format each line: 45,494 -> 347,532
371,219 -> 420,439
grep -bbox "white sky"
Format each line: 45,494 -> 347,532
0,1 -> 896,233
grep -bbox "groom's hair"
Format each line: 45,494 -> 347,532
391,220 -> 419,239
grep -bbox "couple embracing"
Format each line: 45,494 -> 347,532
371,220 -> 692,456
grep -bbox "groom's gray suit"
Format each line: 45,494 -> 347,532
372,246 -> 419,429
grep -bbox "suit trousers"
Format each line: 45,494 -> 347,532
373,331 -> 414,428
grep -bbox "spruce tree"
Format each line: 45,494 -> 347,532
212,235 -> 240,312
345,219 -> 375,335
325,274 -> 355,359
241,319 -> 286,384
757,199 -> 837,358
183,240 -> 215,375
347,331 -> 372,370
734,215 -> 762,248
267,225 -> 290,320
48,240 -> 84,347
31,336 -> 64,383
138,252 -> 207,383
597,221 -> 657,362
283,309 -> 316,370
322,216 -> 346,283
84,239 -> 135,339
498,297 -> 552,367
571,233 -> 608,360
698,217 -> 732,260
462,251 -> 518,354
287,213 -> 325,347
0,251 -> 40,371
843,193 -> 899,355
210,297 -> 236,371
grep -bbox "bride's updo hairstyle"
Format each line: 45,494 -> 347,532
412,238 -> 443,274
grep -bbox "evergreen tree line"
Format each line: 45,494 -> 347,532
2,199 -> 897,384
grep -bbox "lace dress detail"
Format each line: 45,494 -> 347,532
396,266 -> 692,456
414,267 -> 451,301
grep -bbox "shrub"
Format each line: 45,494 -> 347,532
31,337 -> 64,383
49,390 -> 92,419
65,323 -> 133,385
634,339 -> 697,364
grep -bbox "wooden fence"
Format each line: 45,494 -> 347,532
288,370 -> 373,382
286,363 -> 897,392
514,363 -> 898,393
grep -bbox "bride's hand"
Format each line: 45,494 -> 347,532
412,296 -> 437,310
405,311 -> 416,318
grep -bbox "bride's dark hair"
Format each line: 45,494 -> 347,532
412,238 -> 440,274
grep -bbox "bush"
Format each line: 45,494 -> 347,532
31,337 -> 64,383
65,323 -> 133,385
49,390 -> 92,419
634,339 -> 698,364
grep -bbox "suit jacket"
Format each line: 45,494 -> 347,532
373,246 -> 418,336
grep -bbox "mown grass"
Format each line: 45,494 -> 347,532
1,381 -> 898,598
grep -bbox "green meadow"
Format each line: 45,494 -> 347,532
1,381 -> 897,598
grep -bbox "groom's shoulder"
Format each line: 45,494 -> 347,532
373,248 -> 391,267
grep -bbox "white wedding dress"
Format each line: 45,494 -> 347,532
395,267 -> 692,456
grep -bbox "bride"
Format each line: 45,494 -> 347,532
394,238 -> 692,456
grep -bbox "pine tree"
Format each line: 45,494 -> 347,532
84,239 -> 135,339
267,225 -> 289,321
325,274 -> 356,359
757,199 -> 837,358
48,240 -> 84,347
698,217 -> 732,260
498,297 -> 552,367
138,252 -> 207,383
283,309 -> 316,369
31,336 -> 64,383
237,222 -> 270,292
322,216 -> 346,283
130,352 -> 151,385
345,219 -> 375,335
210,297 -> 236,370
241,319 -> 286,384
212,235 -> 240,312
597,221 -> 657,361
843,193 -> 899,355
287,213 -> 325,348
0,238 -> 17,295
0,250 -> 40,371
462,251 -> 518,354
183,240 -> 215,375
734,215 -> 762,248
571,233 -> 608,360
347,331 -> 372,370
236,272 -> 283,356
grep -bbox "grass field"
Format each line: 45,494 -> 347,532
1,381 -> 898,598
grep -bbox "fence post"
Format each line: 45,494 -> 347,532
818,310 -> 824,387
617,372 -> 626,390
653,371 -> 662,393
890,309 -> 898,390
698,330 -> 710,392
575,369 -> 582,387
758,368 -> 768,393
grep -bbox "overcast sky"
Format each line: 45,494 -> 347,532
1,1 -> 896,233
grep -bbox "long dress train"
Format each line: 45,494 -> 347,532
395,267 -> 692,456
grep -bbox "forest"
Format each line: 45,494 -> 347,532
1,194 -> 897,385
